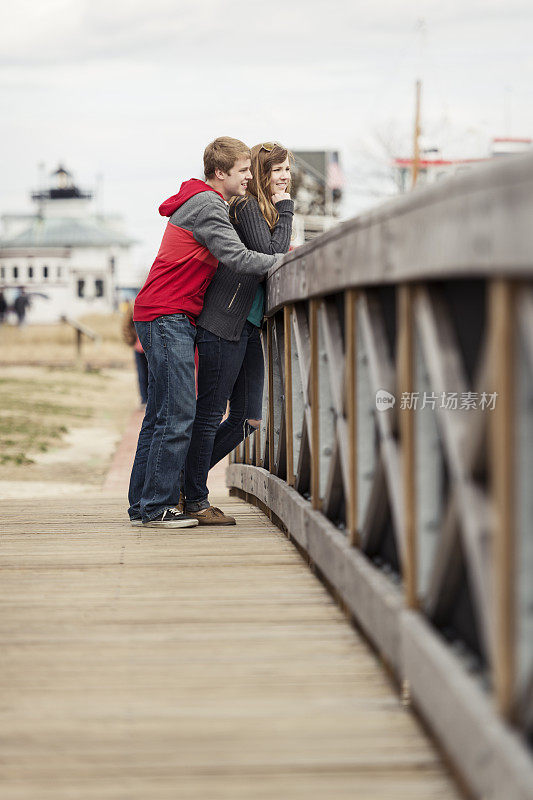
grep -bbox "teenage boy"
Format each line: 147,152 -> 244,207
128,137 -> 279,528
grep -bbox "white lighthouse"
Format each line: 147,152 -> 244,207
0,165 -> 136,323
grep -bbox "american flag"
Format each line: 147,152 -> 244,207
327,152 -> 344,190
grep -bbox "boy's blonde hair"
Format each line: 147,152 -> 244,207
204,137 -> 251,179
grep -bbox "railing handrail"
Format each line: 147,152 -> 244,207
266,151 -> 533,317
228,156 -> 533,798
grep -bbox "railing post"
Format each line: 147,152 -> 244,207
398,284 -> 418,609
489,279 -> 516,720
310,298 -> 321,510
345,289 -> 359,546
267,317 -> 275,474
284,305 -> 294,487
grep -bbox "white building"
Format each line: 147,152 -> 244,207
0,166 -> 136,323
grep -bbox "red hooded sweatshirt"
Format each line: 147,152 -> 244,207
133,179 -> 224,323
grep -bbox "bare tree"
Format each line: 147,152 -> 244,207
347,120 -> 412,199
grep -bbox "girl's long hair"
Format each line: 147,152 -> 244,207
231,143 -> 292,230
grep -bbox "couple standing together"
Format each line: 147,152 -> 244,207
128,137 -> 294,528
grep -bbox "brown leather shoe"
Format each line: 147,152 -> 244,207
188,506 -> 236,526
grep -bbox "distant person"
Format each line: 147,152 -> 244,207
0,290 -> 7,324
184,142 -> 293,525
14,287 -> 30,326
122,301 -> 148,407
127,137 -> 281,528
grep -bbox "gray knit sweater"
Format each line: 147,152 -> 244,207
197,196 -> 294,341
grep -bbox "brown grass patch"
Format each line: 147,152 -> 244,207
0,313 -> 132,367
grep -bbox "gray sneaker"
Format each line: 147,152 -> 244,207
143,508 -> 199,528
130,518 -> 143,527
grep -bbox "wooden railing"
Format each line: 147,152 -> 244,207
228,152 -> 533,800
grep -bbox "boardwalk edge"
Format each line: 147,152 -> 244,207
227,463 -> 533,800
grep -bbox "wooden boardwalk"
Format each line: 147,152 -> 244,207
0,416 -> 463,799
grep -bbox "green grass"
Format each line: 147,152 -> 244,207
0,417 -> 69,464
0,453 -> 34,466
0,369 -> 106,465
1,399 -> 91,418
0,418 -> 67,436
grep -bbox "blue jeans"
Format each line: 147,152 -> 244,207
128,313 -> 196,522
134,349 -> 148,404
185,322 -> 264,510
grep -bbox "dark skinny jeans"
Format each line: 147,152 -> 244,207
185,321 -> 264,510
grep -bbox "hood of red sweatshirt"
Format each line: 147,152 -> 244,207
158,179 -> 224,217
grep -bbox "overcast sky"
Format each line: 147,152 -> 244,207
1,0 -> 532,278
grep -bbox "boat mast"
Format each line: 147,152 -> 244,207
412,79 -> 422,189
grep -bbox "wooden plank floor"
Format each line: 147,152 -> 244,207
0,491 -> 464,799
